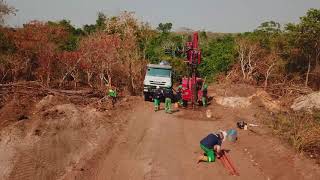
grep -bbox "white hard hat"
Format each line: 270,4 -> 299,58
156,86 -> 160,89
219,130 -> 227,142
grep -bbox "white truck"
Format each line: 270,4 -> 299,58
143,62 -> 173,101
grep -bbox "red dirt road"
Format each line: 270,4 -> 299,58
66,100 -> 320,180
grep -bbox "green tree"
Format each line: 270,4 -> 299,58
83,12 -> 107,35
0,29 -> 15,53
137,23 -> 157,60
256,21 -> 281,34
48,19 -> 84,51
247,21 -> 283,49
96,12 -> 107,31
83,24 -> 96,35
286,8 -> 320,87
157,23 -> 172,33
199,35 -> 236,80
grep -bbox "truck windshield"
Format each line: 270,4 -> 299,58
147,68 -> 171,77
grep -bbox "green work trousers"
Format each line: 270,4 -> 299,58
202,97 -> 207,107
154,98 -> 160,111
178,99 -> 183,106
165,98 -> 172,113
200,144 -> 216,162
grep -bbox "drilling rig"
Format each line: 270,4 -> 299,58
181,32 -> 204,107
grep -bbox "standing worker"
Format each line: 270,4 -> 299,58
163,88 -> 173,114
154,86 -> 162,112
197,130 -> 227,163
176,85 -> 183,106
108,87 -> 117,108
202,84 -> 208,107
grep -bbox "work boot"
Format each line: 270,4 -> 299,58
202,97 -> 207,107
197,155 -> 208,163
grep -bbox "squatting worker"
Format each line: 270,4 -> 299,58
198,130 -> 227,163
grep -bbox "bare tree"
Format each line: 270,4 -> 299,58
0,0 -> 16,25
236,38 -> 260,80
104,12 -> 146,94
263,52 -> 278,88
305,55 -> 312,87
58,51 -> 81,88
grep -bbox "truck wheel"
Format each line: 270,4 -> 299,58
183,100 -> 188,107
144,94 -> 151,101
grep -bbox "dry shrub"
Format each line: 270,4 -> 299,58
72,12 -> 147,95
267,111 -> 320,162
220,36 -> 314,100
0,13 -> 147,96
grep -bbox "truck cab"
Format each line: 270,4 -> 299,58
143,63 -> 172,101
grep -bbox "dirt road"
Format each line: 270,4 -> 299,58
2,84 -> 319,180
66,99 -> 320,180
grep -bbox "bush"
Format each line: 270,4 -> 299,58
266,111 -> 320,162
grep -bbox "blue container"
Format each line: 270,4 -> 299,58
227,129 -> 238,142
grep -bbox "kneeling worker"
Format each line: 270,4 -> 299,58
198,130 -> 227,163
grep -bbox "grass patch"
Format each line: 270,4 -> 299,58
265,111 -> 320,163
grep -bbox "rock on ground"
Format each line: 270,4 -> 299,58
291,91 -> 320,112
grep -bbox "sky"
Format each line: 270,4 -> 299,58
6,0 -> 320,33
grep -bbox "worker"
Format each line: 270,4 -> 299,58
163,88 -> 173,114
108,88 -> 117,107
202,84 -> 208,107
197,130 -> 227,163
176,85 -> 183,106
154,86 -> 162,112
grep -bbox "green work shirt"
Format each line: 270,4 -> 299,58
108,90 -> 117,97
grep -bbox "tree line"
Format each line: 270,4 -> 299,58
0,10 -> 149,94
228,10 -> 320,94
0,0 -> 319,95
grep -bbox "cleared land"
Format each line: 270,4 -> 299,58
0,83 -> 319,180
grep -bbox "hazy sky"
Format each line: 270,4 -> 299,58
6,0 -> 320,33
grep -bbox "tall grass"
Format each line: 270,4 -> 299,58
267,111 -> 320,162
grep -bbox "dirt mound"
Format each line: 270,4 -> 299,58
251,90 -> 281,112
212,84 -> 281,111
215,96 -> 252,108
291,91 -> 320,112
8,102 -> 110,180
211,83 -> 256,97
0,84 -> 130,180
